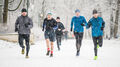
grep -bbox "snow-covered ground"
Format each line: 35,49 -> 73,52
0,39 -> 120,67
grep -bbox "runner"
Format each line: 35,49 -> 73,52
70,9 -> 87,56
87,9 -> 105,60
42,13 -> 57,57
15,8 -> 33,58
55,17 -> 65,51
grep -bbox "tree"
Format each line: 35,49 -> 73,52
0,0 -> 3,23
3,0 -> 8,24
3,0 -> 22,24
114,0 -> 120,38
39,0 -> 47,27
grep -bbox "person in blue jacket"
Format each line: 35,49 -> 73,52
70,9 -> 87,56
87,9 -> 105,60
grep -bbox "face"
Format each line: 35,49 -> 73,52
47,15 -> 52,20
75,12 -> 80,17
56,19 -> 60,22
93,13 -> 98,18
22,12 -> 27,16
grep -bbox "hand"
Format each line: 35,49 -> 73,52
42,28 -> 44,31
25,22 -> 30,28
101,27 -> 104,31
70,28 -> 72,32
15,28 -> 18,32
81,23 -> 85,26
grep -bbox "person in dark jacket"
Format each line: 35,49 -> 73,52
87,9 -> 105,60
42,13 -> 57,57
70,9 -> 87,56
55,17 -> 65,51
15,8 -> 33,58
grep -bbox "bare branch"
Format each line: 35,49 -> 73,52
8,0 -> 22,11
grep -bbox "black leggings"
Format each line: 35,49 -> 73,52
92,36 -> 103,56
19,34 -> 30,56
74,32 -> 83,52
56,35 -> 62,50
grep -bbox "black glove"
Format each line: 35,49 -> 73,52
15,28 -> 18,32
25,22 -> 30,28
81,23 -> 85,26
101,27 -> 104,31
42,28 -> 44,31
70,28 -> 72,32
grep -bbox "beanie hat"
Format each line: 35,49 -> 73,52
75,9 -> 80,13
21,8 -> 27,12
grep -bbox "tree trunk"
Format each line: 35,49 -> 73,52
114,0 -> 120,38
0,0 -> 3,23
3,0 -> 8,24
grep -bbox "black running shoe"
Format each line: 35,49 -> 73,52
76,51 -> 80,56
46,51 -> 50,56
50,54 -> 53,57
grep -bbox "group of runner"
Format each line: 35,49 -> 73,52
15,8 -> 105,60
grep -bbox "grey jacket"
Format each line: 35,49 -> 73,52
15,15 -> 33,34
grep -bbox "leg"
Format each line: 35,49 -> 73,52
74,32 -> 79,52
98,36 -> 103,47
46,39 -> 50,55
56,36 -> 60,50
92,37 -> 98,56
59,36 -> 62,46
18,34 -> 24,49
24,34 -> 30,57
18,34 -> 25,54
46,39 -> 50,51
74,32 -> 80,56
49,31 -> 55,57
78,33 -> 83,52
50,42 -> 54,57
44,31 -> 50,55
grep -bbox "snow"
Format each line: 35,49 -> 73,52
0,39 -> 120,67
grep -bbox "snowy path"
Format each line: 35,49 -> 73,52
0,39 -> 120,67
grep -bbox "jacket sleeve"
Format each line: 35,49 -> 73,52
28,18 -> 33,29
15,17 -> 19,29
53,19 -> 58,30
61,23 -> 65,30
102,18 -> 105,28
43,19 -> 46,29
86,20 -> 92,29
71,17 -> 74,29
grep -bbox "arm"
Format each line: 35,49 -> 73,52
42,19 -> 46,31
86,20 -> 92,29
101,18 -> 105,30
70,18 -> 74,31
53,19 -> 58,30
28,18 -> 33,29
81,17 -> 87,26
15,17 -> 19,32
60,23 -> 65,31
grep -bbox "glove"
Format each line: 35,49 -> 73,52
42,28 -> 44,31
101,27 -> 104,31
70,28 -> 72,32
81,23 -> 85,26
15,28 -> 18,32
25,22 -> 30,28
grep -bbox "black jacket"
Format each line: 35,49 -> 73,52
55,22 -> 65,36
43,18 -> 57,31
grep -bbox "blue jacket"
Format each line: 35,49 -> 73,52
87,17 -> 105,37
71,16 -> 87,32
